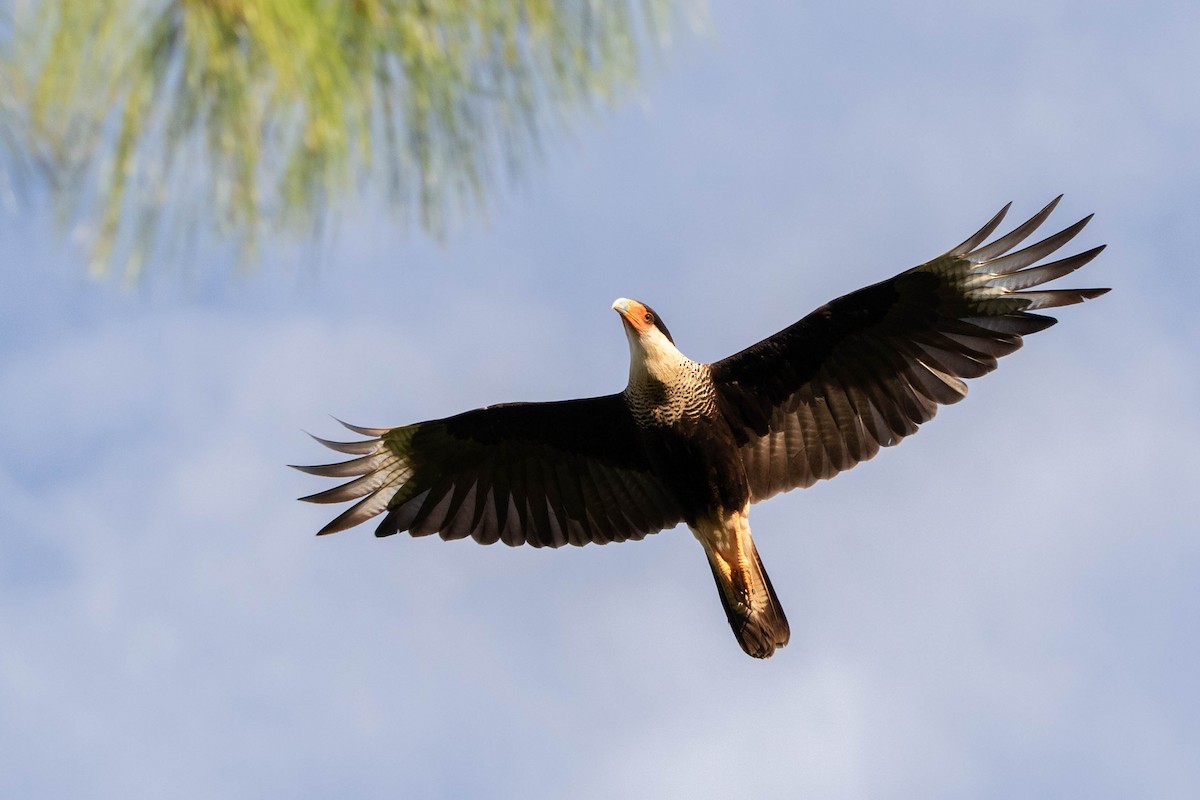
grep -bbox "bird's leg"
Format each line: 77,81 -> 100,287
694,508 -> 752,609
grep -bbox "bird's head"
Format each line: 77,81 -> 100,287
612,298 -> 688,386
612,297 -> 674,344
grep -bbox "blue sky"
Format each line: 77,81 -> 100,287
2,0 -> 1198,797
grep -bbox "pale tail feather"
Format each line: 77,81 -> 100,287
701,530 -> 790,659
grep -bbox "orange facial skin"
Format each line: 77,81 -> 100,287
612,298 -> 654,335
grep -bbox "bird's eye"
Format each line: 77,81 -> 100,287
644,312 -> 654,323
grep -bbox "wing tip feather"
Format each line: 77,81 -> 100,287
305,431 -> 382,455
945,201 -> 1013,256
331,416 -> 392,437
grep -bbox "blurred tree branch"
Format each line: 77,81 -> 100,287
0,0 -> 704,281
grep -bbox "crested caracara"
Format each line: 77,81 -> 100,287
295,197 -> 1108,658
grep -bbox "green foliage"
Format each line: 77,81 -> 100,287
1,0 -> 702,281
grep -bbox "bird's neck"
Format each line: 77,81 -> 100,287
626,330 -> 693,386
624,334 -> 713,424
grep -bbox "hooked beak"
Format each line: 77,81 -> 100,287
612,297 -> 640,327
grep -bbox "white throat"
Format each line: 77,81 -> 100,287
625,324 -> 692,388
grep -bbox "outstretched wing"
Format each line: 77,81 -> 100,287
711,196 -> 1109,502
293,394 -> 684,547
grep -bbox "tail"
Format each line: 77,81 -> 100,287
700,528 -> 790,659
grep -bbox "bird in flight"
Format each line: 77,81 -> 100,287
295,197 -> 1108,658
